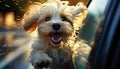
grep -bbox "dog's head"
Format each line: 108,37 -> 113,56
21,0 -> 87,48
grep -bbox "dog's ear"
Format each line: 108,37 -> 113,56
72,2 -> 88,31
21,2 -> 41,33
71,2 -> 87,16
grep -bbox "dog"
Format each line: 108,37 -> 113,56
21,0 -> 91,69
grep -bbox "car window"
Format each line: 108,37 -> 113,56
0,0 -> 109,69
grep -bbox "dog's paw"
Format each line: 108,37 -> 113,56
30,52 -> 52,68
59,49 -> 72,64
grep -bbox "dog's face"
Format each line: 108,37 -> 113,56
37,2 -> 74,47
21,0 -> 87,48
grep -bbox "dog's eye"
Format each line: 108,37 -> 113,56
61,16 -> 67,21
45,17 -> 51,21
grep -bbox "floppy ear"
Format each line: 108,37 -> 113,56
21,2 -> 41,33
72,2 -> 88,31
71,2 -> 87,16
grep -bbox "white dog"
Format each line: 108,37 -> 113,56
21,0 -> 91,69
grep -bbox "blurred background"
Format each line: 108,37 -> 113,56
0,0 -> 108,69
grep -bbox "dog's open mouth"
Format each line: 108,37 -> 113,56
49,32 -> 62,44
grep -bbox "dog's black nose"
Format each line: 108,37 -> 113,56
52,23 -> 61,31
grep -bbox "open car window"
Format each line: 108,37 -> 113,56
1,0 -> 119,69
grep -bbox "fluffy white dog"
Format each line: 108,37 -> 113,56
21,0 -> 91,69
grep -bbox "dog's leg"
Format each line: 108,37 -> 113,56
58,48 -> 72,64
30,50 -> 52,69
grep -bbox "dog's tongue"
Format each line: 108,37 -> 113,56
51,33 -> 61,44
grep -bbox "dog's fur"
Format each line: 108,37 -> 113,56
21,0 -> 91,69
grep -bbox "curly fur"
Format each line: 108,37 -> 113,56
21,0 -> 91,69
